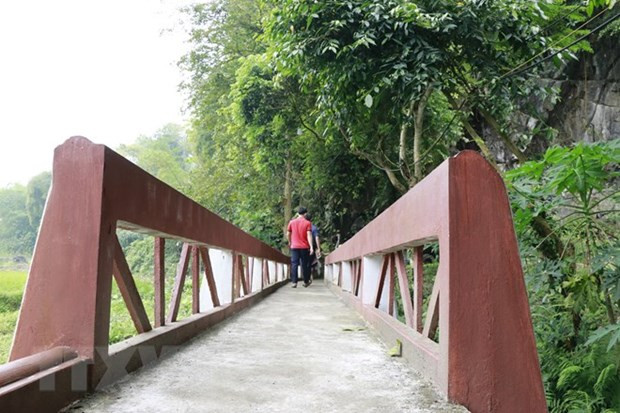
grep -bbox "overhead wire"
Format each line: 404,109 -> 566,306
404,5 -> 618,165
500,6 -> 610,79
503,10 -> 620,79
523,2 -> 584,43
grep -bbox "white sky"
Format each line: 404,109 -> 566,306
0,0 -> 194,187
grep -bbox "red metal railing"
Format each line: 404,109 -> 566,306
325,151 -> 547,413
0,137 -> 289,412
0,347 -> 77,388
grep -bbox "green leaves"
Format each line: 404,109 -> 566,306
587,324 -> 620,352
586,0 -> 617,16
543,142 -> 619,206
25,172 -> 51,231
0,177 -> 50,257
117,124 -> 191,192
507,141 -> 619,225
562,272 -> 600,314
558,365 -> 586,391
594,364 -> 620,404
509,139 -> 620,409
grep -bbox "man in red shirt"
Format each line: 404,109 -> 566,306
286,206 -> 314,288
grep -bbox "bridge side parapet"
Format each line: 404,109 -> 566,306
325,151 -> 547,413
1,137 -> 289,411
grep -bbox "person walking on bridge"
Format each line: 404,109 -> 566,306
287,206 -> 314,288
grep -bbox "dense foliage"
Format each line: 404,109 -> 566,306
178,0 -> 399,249
0,172 -> 50,262
507,140 -> 619,410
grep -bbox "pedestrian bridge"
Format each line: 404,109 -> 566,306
0,138 -> 547,412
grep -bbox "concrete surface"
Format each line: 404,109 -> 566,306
62,284 -> 468,413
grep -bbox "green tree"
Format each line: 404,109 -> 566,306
266,0 -> 595,191
0,172 -> 52,258
25,171 -> 51,231
117,124 -> 191,191
179,0 -> 401,248
0,185 -> 35,256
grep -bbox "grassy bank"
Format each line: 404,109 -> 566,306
0,271 -> 27,362
0,270 -> 194,364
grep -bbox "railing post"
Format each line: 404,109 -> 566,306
191,246 -> 200,314
10,138 -> 115,363
198,247 -> 220,309
412,246 -> 424,333
154,237 -> 166,327
167,243 -> 191,323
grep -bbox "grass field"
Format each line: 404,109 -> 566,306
0,270 -> 194,364
0,271 -> 27,363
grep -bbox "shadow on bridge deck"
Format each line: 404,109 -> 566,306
62,284 -> 467,413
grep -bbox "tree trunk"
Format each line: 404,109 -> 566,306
443,91 -> 500,171
399,118 -> 409,179
604,292 -> 617,325
461,120 -> 501,172
413,112 -> 422,184
340,125 -> 409,194
399,101 -> 415,183
282,150 -> 292,253
413,90 -> 431,184
477,107 -> 527,163
384,167 -> 408,194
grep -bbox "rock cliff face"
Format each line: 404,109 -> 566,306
546,35 -> 620,145
485,34 -> 619,164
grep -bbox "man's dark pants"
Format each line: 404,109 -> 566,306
290,248 -> 311,284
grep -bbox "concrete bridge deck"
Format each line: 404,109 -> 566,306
62,284 -> 467,412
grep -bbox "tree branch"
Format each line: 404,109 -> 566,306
337,125 -> 408,193
413,88 -> 432,183
444,91 -> 500,173
478,107 -> 527,163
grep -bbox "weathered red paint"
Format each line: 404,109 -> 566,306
423,278 -> 440,341
0,357 -> 88,413
412,246 -> 424,333
112,236 -> 152,334
387,254 -> 395,316
325,151 -> 547,412
154,237 -> 166,327
374,256 -> 389,308
199,247 -> 220,308
191,246 -> 200,314
237,254 -> 249,296
354,259 -> 362,296
0,347 -> 77,387
394,251 -> 414,328
167,243 -> 191,323
245,256 -> 252,292
356,259 -> 362,294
